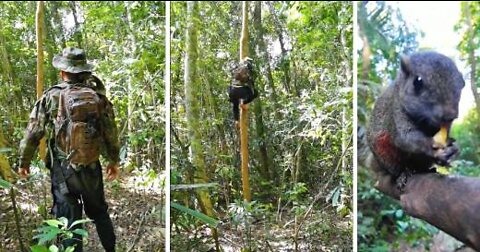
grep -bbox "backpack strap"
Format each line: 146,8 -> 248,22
47,82 -> 69,91
89,75 -> 106,96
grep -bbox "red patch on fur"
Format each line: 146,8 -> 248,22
374,131 -> 401,164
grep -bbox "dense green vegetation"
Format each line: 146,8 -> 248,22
171,1 -> 353,251
0,1 -> 165,251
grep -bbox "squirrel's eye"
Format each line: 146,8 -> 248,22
413,76 -> 423,91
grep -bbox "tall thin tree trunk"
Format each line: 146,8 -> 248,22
184,1 -> 219,250
50,1 -> 66,48
240,0 -> 252,203
36,1 -> 47,162
204,75 -> 228,174
44,3 -> 58,86
340,9 -> 352,171
69,1 -> 83,48
268,2 -> 292,95
0,31 -> 20,120
254,1 -> 279,113
0,11 -> 26,126
125,1 -> 142,167
0,128 -> 14,181
252,1 -> 271,181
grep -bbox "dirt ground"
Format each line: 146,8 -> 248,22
0,169 -> 164,252
171,206 -> 352,252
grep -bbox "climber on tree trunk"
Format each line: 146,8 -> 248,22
228,57 -> 258,122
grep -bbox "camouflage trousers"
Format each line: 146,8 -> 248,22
50,159 -> 116,252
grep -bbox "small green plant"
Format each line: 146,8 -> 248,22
30,217 -> 92,252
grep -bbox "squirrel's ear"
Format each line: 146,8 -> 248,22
400,55 -> 411,75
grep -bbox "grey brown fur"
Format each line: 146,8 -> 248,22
366,52 -> 464,184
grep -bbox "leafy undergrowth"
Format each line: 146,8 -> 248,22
0,169 -> 165,252
172,207 -> 352,251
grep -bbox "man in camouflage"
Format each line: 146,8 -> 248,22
18,48 -> 119,252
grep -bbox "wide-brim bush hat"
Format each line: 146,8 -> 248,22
52,47 -> 94,73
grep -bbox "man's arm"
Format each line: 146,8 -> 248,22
101,98 -> 120,180
18,97 -> 48,176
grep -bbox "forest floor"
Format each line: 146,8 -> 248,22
221,210 -> 351,251
172,206 -> 352,252
0,168 -> 165,252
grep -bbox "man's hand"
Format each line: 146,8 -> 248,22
106,163 -> 120,181
18,167 -> 30,178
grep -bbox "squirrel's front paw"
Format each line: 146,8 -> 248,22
434,141 -> 458,166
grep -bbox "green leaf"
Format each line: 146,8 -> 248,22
48,244 -> 59,252
170,183 -> 218,191
44,219 -> 62,227
0,178 -> 11,189
30,245 -> 50,252
397,220 -> 409,232
64,232 -> 73,239
36,230 -> 59,245
332,187 -> 341,206
171,202 -> 219,228
59,217 -> 69,228
69,219 -> 92,229
395,209 -> 404,219
71,228 -> 89,237
65,246 -> 75,252
0,147 -> 13,153
36,225 -> 61,234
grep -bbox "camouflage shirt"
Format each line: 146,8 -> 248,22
19,76 -> 120,168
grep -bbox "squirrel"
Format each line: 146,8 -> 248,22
366,51 -> 465,189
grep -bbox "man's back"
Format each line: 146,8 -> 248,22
19,75 -> 120,170
18,47 -> 119,252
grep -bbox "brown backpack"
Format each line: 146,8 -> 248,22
54,83 -> 104,166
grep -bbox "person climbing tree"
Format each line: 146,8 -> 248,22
228,57 -> 258,122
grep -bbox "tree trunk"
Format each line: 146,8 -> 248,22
464,2 -> 480,117
239,1 -> 252,203
0,12 -> 26,128
0,128 -> 14,181
69,1 -> 83,48
44,2 -> 58,86
253,1 -> 279,111
339,11 -> 352,172
268,2 -> 292,95
49,1 -> 67,48
36,1 -> 47,162
124,1 -> 142,167
240,1 -> 249,61
204,75 -> 228,174
184,1 -> 219,249
0,30 -> 21,119
252,1 -> 271,181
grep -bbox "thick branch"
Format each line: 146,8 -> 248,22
376,172 -> 480,250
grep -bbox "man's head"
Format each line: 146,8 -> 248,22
53,47 -> 94,74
